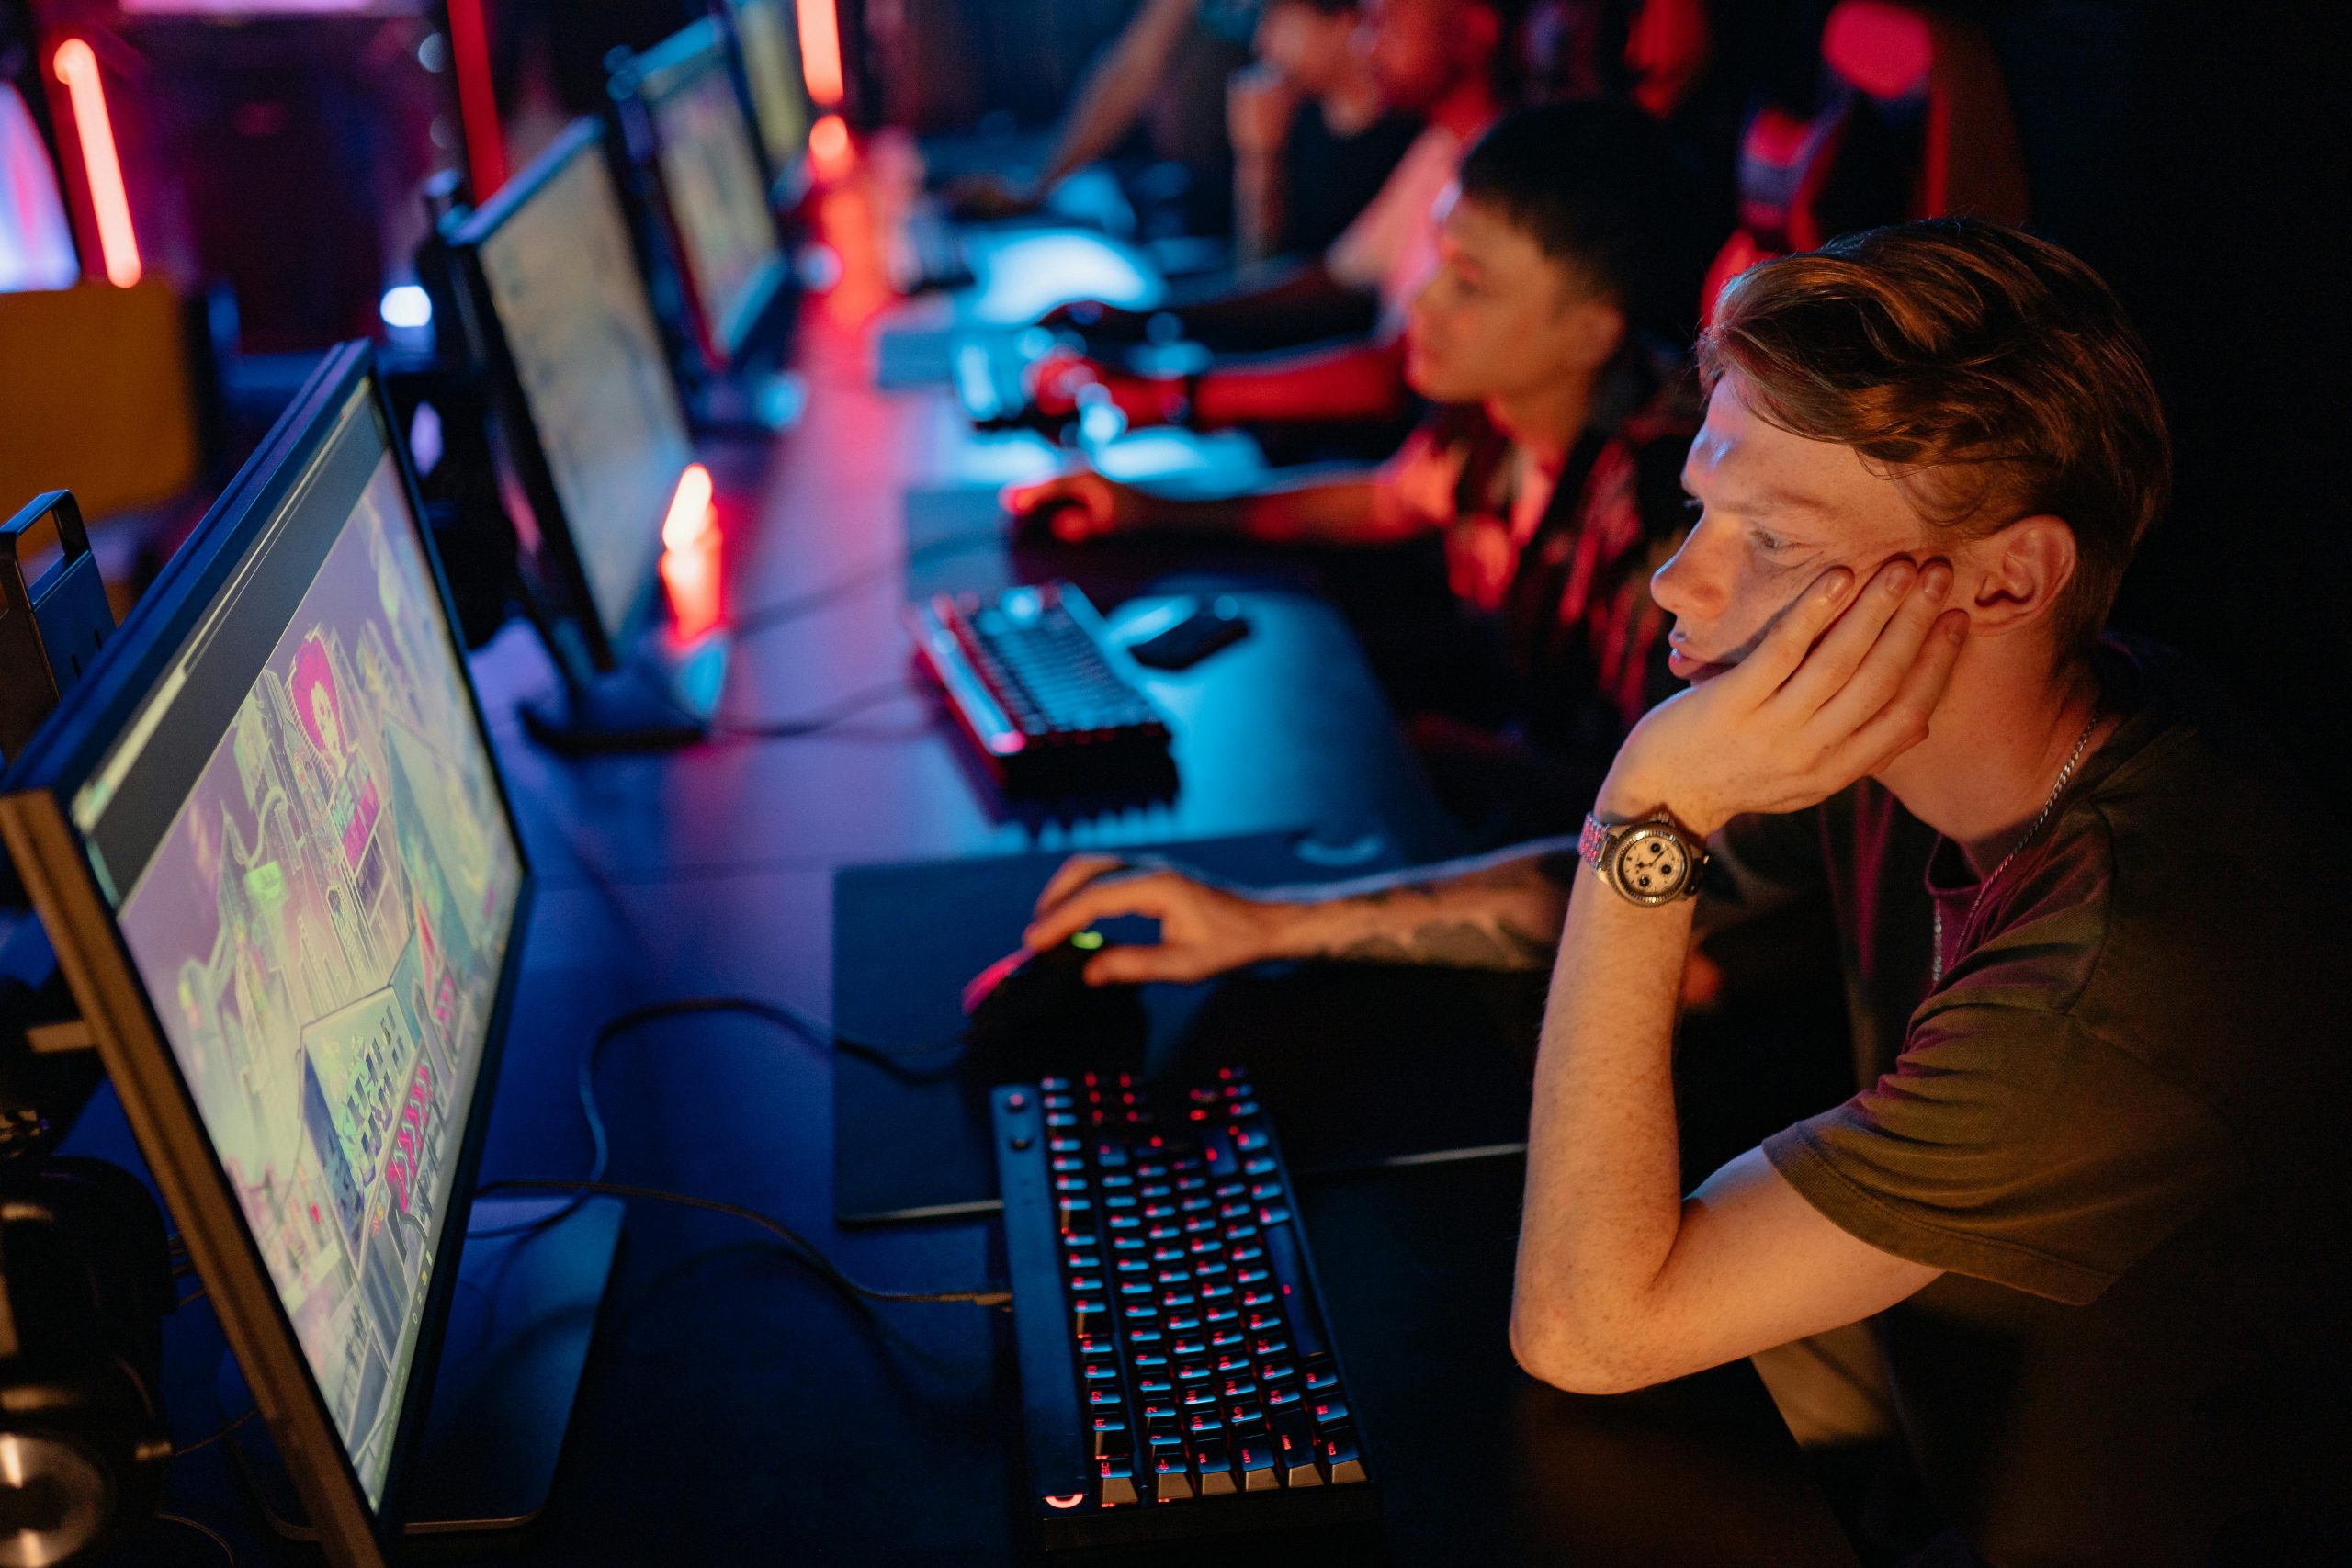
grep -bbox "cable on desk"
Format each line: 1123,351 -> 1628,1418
705,676 -> 933,740
154,1512 -> 237,1566
729,525 -> 1005,640
467,996 -> 962,1243
472,1177 -> 1011,1308
173,1406 -> 257,1459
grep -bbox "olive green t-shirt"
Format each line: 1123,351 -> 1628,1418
1711,641 -> 2352,1567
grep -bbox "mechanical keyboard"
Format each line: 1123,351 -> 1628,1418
992,1069 -> 1377,1550
909,582 -> 1171,794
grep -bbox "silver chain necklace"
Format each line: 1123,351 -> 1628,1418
1930,704 -> 2102,987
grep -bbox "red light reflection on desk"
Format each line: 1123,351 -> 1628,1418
660,463 -> 722,640
662,461 -> 717,552
809,113 -> 853,182
661,532 -> 724,643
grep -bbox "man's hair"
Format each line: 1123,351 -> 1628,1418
1700,220 -> 2170,660
1455,98 -> 1713,342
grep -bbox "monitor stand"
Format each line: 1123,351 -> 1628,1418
520,632 -> 729,756
224,1192 -> 623,1539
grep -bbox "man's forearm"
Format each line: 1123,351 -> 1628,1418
1194,336 -> 1410,429
1509,841 -> 1697,1390
1163,265 -> 1379,349
1039,0 -> 1199,189
1257,840 -> 1582,971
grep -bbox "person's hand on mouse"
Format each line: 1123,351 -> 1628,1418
1025,349 -> 1182,426
1001,470 -> 1155,542
1023,853 -> 1301,984
1601,557 -> 1969,837
1036,299 -> 1150,341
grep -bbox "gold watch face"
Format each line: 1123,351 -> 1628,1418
1612,828 -> 1691,902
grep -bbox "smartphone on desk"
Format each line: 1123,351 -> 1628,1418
1122,595 -> 1251,670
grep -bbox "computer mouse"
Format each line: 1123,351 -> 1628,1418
1008,494 -> 1092,544
961,931 -> 1147,1081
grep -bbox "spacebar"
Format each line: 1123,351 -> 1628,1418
1258,1211 -> 1329,1363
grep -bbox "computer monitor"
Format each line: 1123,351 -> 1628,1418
446,118 -> 696,677
722,0 -> 813,189
613,18 -> 793,375
0,344 -> 528,1567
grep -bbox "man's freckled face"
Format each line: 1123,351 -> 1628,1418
1651,375 -> 1936,681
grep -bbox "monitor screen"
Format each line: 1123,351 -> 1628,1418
645,48 -> 783,359
65,370 -> 524,1507
471,128 -> 694,647
730,0 -> 811,173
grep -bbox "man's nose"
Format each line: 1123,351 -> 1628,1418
1650,521 -> 1729,623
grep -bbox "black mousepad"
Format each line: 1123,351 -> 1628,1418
832,829 -> 1542,1224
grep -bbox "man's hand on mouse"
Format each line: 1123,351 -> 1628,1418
1036,299 -> 1150,341
1602,557 -> 1969,836
1024,349 -> 1181,426
1001,470 -> 1153,542
1023,853 -> 1298,984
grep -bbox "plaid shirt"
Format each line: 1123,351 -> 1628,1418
1381,352 -> 1702,742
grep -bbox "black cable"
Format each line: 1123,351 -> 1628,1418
172,1406 -> 256,1460
468,996 -> 962,1243
154,1512 -> 236,1566
729,525 -> 1004,639
472,1178 -> 1009,1307
704,676 -> 933,740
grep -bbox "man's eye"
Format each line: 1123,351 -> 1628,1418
1751,532 -> 1790,555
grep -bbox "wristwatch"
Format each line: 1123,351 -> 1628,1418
1579,811 -> 1709,907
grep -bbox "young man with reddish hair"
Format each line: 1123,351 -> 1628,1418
1020,220 -> 2352,1561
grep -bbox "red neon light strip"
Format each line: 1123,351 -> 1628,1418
796,0 -> 846,107
445,0 -> 507,197
51,39 -> 141,287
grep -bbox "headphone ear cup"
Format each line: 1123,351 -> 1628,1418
0,1163 -> 175,1562
40,1156 -> 174,1326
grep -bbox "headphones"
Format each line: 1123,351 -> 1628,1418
0,1156 -> 175,1567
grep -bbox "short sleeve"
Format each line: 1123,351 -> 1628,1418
1374,421 -> 1470,536
1764,1006 -> 2245,1303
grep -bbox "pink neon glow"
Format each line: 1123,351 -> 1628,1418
662,462 -> 716,552
796,0 -> 846,107
51,39 -> 141,287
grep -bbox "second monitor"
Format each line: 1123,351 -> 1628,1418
446,118 -> 726,753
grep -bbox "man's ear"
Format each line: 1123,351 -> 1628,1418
1962,514 -> 2078,637
1563,293 -> 1628,373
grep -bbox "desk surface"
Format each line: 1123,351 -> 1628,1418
72,191 -> 1858,1567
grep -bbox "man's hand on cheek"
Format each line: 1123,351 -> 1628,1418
1601,557 -> 1969,834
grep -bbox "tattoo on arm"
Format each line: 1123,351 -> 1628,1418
1329,919 -> 1556,970
1317,856 -> 1571,972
